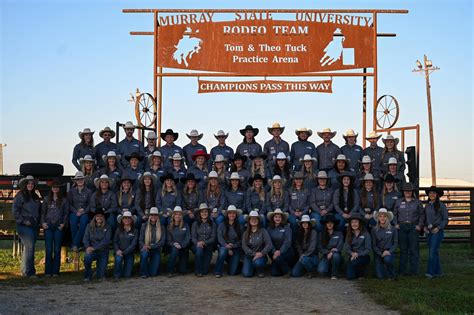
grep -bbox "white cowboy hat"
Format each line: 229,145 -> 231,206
317,128 -> 337,139
168,206 -> 183,215
382,135 -> 400,145
298,215 -> 317,227
198,203 -> 210,212
94,174 -> 113,189
373,208 -> 394,222
102,151 -> 120,163
387,157 -> 398,165
295,127 -> 313,137
78,128 -> 95,138
267,208 -> 289,221
99,126 -> 115,138
360,155 -> 373,164
207,171 -> 218,179
316,171 -> 329,179
245,210 -> 261,222
146,131 -> 158,140
221,205 -> 243,217
139,172 -> 157,185
79,155 -> 96,164
18,175 -> 37,189
186,129 -> 203,140
343,129 -> 358,138
267,122 -> 285,134
365,131 -> 382,140
214,155 -> 226,163
361,173 -> 376,182
148,151 -> 163,164
275,152 -> 289,160
149,207 -> 160,215
271,175 -> 282,181
123,121 -> 135,129
214,130 -> 229,139
117,210 -> 137,224
72,171 -> 85,180
334,154 -> 349,162
170,153 -> 184,161
229,172 -> 241,181
300,154 -> 316,162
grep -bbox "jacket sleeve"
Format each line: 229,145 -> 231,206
309,189 -> 318,214
389,228 -> 398,254
139,224 -> 146,249
371,229 -> 382,257
204,223 -> 217,246
279,225 -> 292,254
344,239 -> 352,256
40,198 -> 48,225
89,192 -> 97,214
72,144 -> 81,171
124,230 -> 139,255
96,227 -> 112,251
61,199 -> 69,225
261,229 -> 273,256
191,222 -> 198,245
302,230 -> 317,256
333,190 -> 344,216
241,233 -> 254,256
12,194 -> 25,225
282,192 -> 289,213
134,193 -> 144,217
351,191 -> 360,214
183,225 -> 191,247
393,200 -> 400,225
359,232 -> 371,256
67,190 -> 77,214
166,228 -> 174,247
113,229 -> 120,252
217,223 -> 226,247
318,234 -> 328,255
417,200 -> 425,227
335,232 -> 344,252
83,225 -> 91,248
327,190 -> 335,213
107,193 -> 118,215
439,203 -> 449,230
155,225 -> 166,249
156,193 -> 164,212
302,191 -> 311,214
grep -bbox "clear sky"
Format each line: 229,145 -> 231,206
1,0 -> 472,182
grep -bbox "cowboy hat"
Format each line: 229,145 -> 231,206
320,213 -> 340,225
170,153 -> 184,161
117,210 -> 137,224
99,126 -> 115,138
361,173 -> 376,182
48,178 -> 65,188
365,131 -> 382,140
102,151 -> 120,164
360,155 -> 374,164
181,173 -> 201,184
148,151 -> 163,164
207,171 -> 218,179
159,172 -> 177,184
186,129 -> 203,140
92,207 -> 108,218
240,125 -> 259,137
94,175 -> 113,189
214,130 -> 229,139
118,174 -> 136,186
295,127 -> 313,137
275,152 -> 289,161
123,121 -> 135,129
334,154 -> 349,163
18,175 -> 37,189
232,153 -> 247,163
191,149 -> 210,161
245,210 -> 261,222
149,207 -> 160,215
161,128 -> 179,141
198,203 -> 210,213
250,153 -> 267,161
248,174 -> 267,186
229,172 -> 241,181
342,129 -> 358,138
387,157 -> 398,165
213,155 -> 226,163
139,172 -> 157,186
170,206 -> 184,214
348,212 -> 367,223
373,208 -> 394,222
293,171 -> 305,180
300,154 -> 316,162
146,131 -> 158,140
315,171 -> 329,179
78,128 -> 95,138
125,152 -> 144,162
79,155 -> 95,164
317,128 -> 337,139
337,172 -> 356,184
298,215 -> 316,227
270,175 -> 282,182
267,122 -> 285,134
401,182 -> 416,191
382,135 -> 400,146
383,174 -> 400,183
425,186 -> 444,198
267,208 -> 289,221
72,171 -> 85,181
222,205 -> 243,217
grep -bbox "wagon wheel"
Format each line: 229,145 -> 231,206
376,95 -> 400,129
135,93 -> 157,128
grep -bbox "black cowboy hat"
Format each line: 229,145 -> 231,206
118,174 -> 136,186
160,129 -> 179,141
250,153 -> 268,160
425,186 -> 444,198
383,173 -> 400,183
232,153 -> 247,163
248,174 -> 268,186
160,172 -> 178,184
337,171 -> 356,183
320,213 -> 340,225
125,152 -> 144,162
239,125 -> 259,137
348,212 -> 367,223
181,173 -> 201,184
401,182 -> 416,191
89,207 -> 109,219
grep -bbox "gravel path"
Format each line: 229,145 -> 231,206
0,275 -> 397,314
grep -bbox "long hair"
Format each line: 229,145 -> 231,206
338,186 -> 354,211
381,145 -> 403,163
361,189 -> 379,210
184,181 -> 198,195
243,223 -> 261,243
231,161 -> 246,172
118,189 -> 134,208
224,215 -> 241,242
251,182 -> 265,202
297,224 -> 311,246
89,214 -> 105,233
161,180 -> 177,197
251,160 -> 266,178
168,213 -> 184,231
346,221 -> 367,245
139,183 -> 155,210
273,162 -> 290,180
268,215 -> 288,228
20,183 -> 40,202
80,136 -> 94,147
145,219 -> 161,245
206,180 -> 221,199
47,187 -> 64,207
118,218 -> 135,232
321,225 -> 333,247
382,182 -> 399,207
197,211 -> 213,228
82,163 -> 94,176
270,182 -> 283,199
374,216 -> 391,231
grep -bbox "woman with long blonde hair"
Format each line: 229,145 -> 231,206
139,207 -> 165,278
371,208 -> 397,280
204,171 -> 226,225
156,173 -> 182,225
167,206 -> 191,277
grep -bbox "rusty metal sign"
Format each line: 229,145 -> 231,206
198,79 -> 333,93
157,17 -> 374,74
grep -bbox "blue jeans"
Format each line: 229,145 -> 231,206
114,253 -> 135,278
288,214 -> 302,234
140,248 -> 161,277
270,249 -> 293,276
398,223 -> 420,275
192,245 -> 214,275
426,229 -> 444,277
44,225 -> 64,276
317,252 -> 342,277
346,255 -> 370,280
215,247 -> 241,276
84,250 -> 109,280
69,213 -> 89,248
214,214 -> 225,225
167,246 -> 189,274
374,253 -> 396,279
292,255 -> 319,277
242,255 -> 267,277
17,224 -> 38,277
106,214 -> 117,233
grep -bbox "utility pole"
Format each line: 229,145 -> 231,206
413,55 -> 439,186
0,144 -> 6,175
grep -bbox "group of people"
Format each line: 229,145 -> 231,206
11,122 -> 448,282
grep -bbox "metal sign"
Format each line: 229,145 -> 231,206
198,79 -> 333,93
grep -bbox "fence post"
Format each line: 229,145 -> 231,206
470,188 -> 474,248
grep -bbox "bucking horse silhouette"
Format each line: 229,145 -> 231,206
173,27 -> 203,68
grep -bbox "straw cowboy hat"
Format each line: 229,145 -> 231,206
275,152 -> 290,161
300,154 -> 316,163
382,135 -> 399,146
317,128 -> 337,139
192,149 -> 210,161
146,131 -> 158,140
123,121 -> 135,129
99,126 -> 115,138
267,122 -> 285,134
72,171 -> 85,181
149,207 -> 160,215
383,174 -> 400,183
360,155 -> 374,164
18,175 -> 37,189
160,172 -> 178,184
125,152 -> 144,162
232,153 -> 247,163
117,210 -> 137,224
298,215 -> 317,227
94,175 -> 113,189
248,174 -> 267,186
245,210 -> 261,222
365,131 -> 382,140
161,128 -> 179,141
170,153 -> 184,161
240,125 -> 259,137
342,129 -> 359,139
229,172 -> 241,181
79,155 -> 95,165
102,151 -> 120,164
214,130 -> 229,139
118,174 -> 136,187
139,172 -> 157,185
222,205 -> 243,217
213,155 -> 226,163
267,208 -> 289,221
186,129 -> 203,140
320,213 -> 340,225
315,170 -> 329,179
181,173 -> 201,184
373,208 -> 394,222
148,151 -> 163,164
78,128 -> 95,138
425,186 -> 444,198
295,127 -> 313,137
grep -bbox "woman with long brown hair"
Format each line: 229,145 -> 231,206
191,203 -> 216,277
72,128 -> 95,171
90,175 -> 118,231
181,173 -> 203,226
246,174 -> 268,227
242,211 -> 272,278
113,211 -> 138,279
203,171 -> 226,225
291,215 -> 318,278
345,213 -> 371,280
266,209 -> 292,277
215,205 -> 243,277
134,172 -> 157,228
317,214 -> 343,279
359,173 -> 382,228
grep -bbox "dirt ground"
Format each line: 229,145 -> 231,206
0,275 -> 397,314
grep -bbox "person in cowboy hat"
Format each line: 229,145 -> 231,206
328,154 -> 352,190
381,174 -> 402,213
291,215 -> 319,278
41,178 -> 68,277
359,155 -> 381,192
191,203 -> 217,276
249,153 -> 272,180
147,150 -> 166,191
393,182 -> 424,276
79,155 -> 97,192
344,212 -> 371,280
310,171 -> 339,232
224,172 -> 247,226
68,171 -> 93,252
95,127 -> 118,169
266,209 -> 293,277
291,127 -> 316,171
113,211 -> 138,279
181,173 -> 203,226
371,208 -> 397,280
215,205 -> 243,277
359,173 -> 382,228
159,128 -> 183,169
183,129 -> 208,168
363,131 -> 384,173
97,151 -> 122,191
139,207 -> 165,278
187,149 -> 210,190
265,175 -> 290,214
83,207 -> 112,282
212,154 -> 231,187
385,157 -> 405,192
210,130 -> 234,168
116,175 -> 136,223
242,211 -> 272,278
156,172 -> 182,225
117,121 -> 145,169
123,152 -> 145,190
134,172 -> 157,228
90,175 -> 118,231
341,129 -> 363,172
167,206 -> 191,276
203,171 -> 226,225
317,214 -> 344,279
246,174 -> 268,227
381,134 -> 406,173
72,128 -> 96,171
333,172 -> 360,229
13,175 -> 41,278
168,153 -> 187,190
288,171 -> 312,234
236,125 -> 263,169
316,128 -> 341,173
424,186 -> 448,279
271,152 -> 292,189
264,122 -> 290,166
300,154 -> 318,190
143,131 -> 159,169
230,153 -> 251,190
